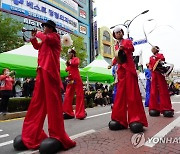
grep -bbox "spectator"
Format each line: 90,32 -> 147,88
22,78 -> 31,97
29,78 -> 35,97
0,68 -> 15,115
102,88 -> 110,105
94,89 -> 105,106
14,80 -> 22,97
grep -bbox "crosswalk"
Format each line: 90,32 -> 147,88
0,129 -> 13,147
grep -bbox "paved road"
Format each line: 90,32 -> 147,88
0,105 -> 112,154
0,95 -> 180,154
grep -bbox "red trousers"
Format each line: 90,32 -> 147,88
63,80 -> 86,119
149,72 -> 173,112
111,67 -> 148,128
22,69 -> 76,149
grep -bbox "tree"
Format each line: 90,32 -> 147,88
0,14 -> 24,53
61,34 -> 87,67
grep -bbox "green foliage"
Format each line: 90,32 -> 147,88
0,14 -> 24,53
61,34 -> 87,67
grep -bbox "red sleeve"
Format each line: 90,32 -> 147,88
112,58 -> 117,66
124,40 -> 134,53
66,66 -> 70,72
149,57 -> 153,70
70,57 -> 79,67
36,31 -> 60,46
30,38 -> 41,50
0,75 -> 6,80
156,53 -> 165,61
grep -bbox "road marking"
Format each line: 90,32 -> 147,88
171,102 -> 180,104
144,116 -> 180,147
175,111 -> 180,114
86,111 -> 111,119
18,150 -> 39,154
70,129 -> 96,140
0,134 -> 9,138
0,129 -> 3,132
0,140 -> 13,147
17,129 -> 96,154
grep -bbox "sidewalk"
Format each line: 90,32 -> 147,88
60,113 -> 180,154
0,111 -> 27,121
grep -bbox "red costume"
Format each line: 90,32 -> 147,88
21,31 -> 76,149
149,53 -> 174,113
111,39 -> 148,128
63,56 -> 86,119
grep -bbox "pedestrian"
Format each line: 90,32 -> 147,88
13,20 -> 76,154
0,68 -> 15,115
108,27 -> 148,133
144,63 -> 151,107
63,47 -> 87,120
148,46 -> 174,117
22,78 -> 31,97
14,80 -> 22,97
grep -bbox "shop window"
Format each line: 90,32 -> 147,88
103,31 -> 110,42
103,44 -> 111,55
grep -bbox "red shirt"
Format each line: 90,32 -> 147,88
112,39 -> 136,75
66,57 -> 82,82
149,53 -> 165,70
30,31 -> 61,79
0,75 -> 14,91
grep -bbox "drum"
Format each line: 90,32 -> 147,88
114,49 -> 127,64
153,60 -> 174,77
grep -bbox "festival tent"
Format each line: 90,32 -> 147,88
81,55 -> 114,83
0,44 -> 67,78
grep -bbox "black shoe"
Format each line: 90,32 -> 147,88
129,122 -> 143,133
39,138 -> 64,154
77,111 -> 87,120
108,120 -> 126,131
149,110 -> 160,117
63,113 -> 74,119
163,110 -> 174,117
13,135 -> 28,151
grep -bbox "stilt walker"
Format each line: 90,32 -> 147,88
108,27 -> 148,133
148,46 -> 174,117
63,48 -> 86,120
13,20 -> 76,154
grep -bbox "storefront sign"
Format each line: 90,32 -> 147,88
79,25 -> 87,34
79,9 -> 86,18
1,0 -> 78,32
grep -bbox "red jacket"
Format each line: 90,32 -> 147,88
0,75 -> 14,91
30,31 -> 61,79
112,39 -> 136,75
149,53 -> 165,71
66,57 -> 82,82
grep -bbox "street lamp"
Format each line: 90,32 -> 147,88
110,10 -> 149,38
143,19 -> 156,47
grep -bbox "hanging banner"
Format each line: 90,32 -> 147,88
1,0 -> 78,32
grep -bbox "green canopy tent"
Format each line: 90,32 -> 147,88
0,44 -> 67,78
81,55 -> 114,83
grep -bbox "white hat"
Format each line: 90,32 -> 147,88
113,26 -> 123,33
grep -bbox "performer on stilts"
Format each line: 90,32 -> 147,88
13,20 -> 76,154
148,46 -> 174,117
108,27 -> 148,133
144,63 -> 151,107
63,48 -> 87,120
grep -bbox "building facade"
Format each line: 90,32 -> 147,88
0,0 -> 92,63
98,26 -> 114,64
